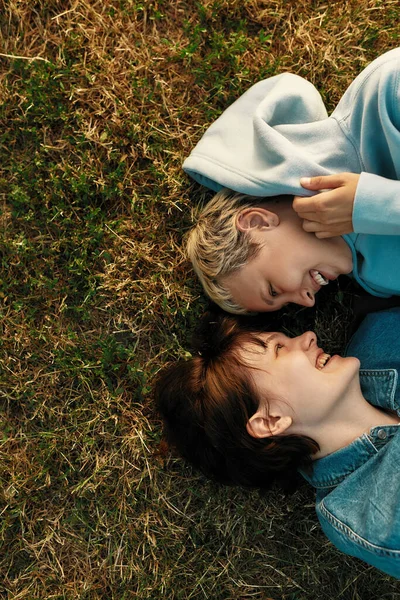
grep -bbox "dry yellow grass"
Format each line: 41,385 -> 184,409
0,1 -> 399,598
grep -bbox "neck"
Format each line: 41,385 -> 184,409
332,234 -> 354,273
311,381 -> 399,459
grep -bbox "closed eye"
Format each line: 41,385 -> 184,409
269,284 -> 278,298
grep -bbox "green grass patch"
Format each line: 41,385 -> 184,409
1,1 -> 400,598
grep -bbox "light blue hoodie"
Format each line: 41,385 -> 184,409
183,48 -> 400,299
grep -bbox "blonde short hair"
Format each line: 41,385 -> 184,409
185,188 -> 264,314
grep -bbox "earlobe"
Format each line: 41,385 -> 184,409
237,207 -> 279,233
246,411 -> 292,439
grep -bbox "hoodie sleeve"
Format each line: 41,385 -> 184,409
333,49 -> 400,235
353,172 -> 400,235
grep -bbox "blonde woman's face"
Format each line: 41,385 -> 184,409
222,206 -> 353,312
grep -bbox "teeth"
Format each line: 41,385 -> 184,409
311,269 -> 329,286
316,353 -> 331,370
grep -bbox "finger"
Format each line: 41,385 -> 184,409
293,193 -> 334,216
315,231 -> 336,239
293,196 -> 323,215
302,219 -> 347,233
300,174 -> 346,191
315,222 -> 354,237
292,196 -> 311,213
294,210 -> 319,221
302,219 -> 326,233
300,212 -> 351,225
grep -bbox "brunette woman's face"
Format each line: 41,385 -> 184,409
238,331 -> 360,428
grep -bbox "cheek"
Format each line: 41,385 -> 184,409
274,249 -> 308,286
288,367 -> 331,407
287,355 -> 314,376
275,359 -> 312,394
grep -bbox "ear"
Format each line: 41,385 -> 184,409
237,207 -> 280,233
246,409 -> 292,439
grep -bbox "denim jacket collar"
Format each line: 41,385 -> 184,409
302,369 -> 400,489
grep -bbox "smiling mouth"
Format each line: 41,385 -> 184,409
310,270 -> 329,286
316,352 -> 331,370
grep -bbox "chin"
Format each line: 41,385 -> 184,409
347,356 -> 361,369
326,355 -> 359,370
344,356 -> 361,380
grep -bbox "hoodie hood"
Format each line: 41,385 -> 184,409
183,50 -> 400,197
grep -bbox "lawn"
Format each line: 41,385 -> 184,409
1,1 -> 400,598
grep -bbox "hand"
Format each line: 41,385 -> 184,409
292,173 -> 360,238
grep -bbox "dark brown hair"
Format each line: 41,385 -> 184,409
155,312 -> 319,490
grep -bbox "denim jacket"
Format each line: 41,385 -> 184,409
301,309 -> 400,579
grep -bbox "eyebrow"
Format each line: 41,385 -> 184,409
256,332 -> 278,349
264,333 -> 278,345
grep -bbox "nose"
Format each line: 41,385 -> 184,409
291,331 -> 317,350
293,288 -> 315,308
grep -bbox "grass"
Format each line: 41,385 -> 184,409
0,0 -> 400,598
